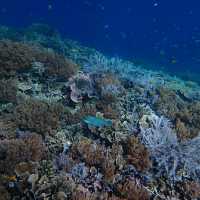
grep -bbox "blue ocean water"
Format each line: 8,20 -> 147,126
0,0 -> 200,81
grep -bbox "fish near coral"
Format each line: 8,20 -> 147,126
83,115 -> 112,128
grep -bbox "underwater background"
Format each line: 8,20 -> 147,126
0,0 -> 200,82
1,1 -> 200,200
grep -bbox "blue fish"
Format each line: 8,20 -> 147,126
83,115 -> 112,127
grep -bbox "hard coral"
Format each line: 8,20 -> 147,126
44,52 -> 78,80
116,178 -> 150,200
71,138 -> 104,166
0,133 -> 45,175
0,40 -> 35,77
68,72 -> 95,103
125,136 -> 151,172
94,73 -> 123,103
152,86 -> 200,140
0,79 -> 17,103
14,99 -> 63,136
183,181 -> 200,199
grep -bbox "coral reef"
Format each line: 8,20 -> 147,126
0,24 -> 200,199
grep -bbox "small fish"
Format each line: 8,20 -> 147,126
83,115 -> 112,127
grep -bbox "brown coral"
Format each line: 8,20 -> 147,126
0,133 -> 45,175
71,138 -> 105,166
64,103 -> 97,125
14,99 -> 63,136
0,114 -> 17,139
125,136 -> 151,172
152,86 -> 200,140
0,40 -> 35,77
116,178 -> 150,200
43,52 -> 78,80
183,181 -> 200,199
95,73 -> 123,103
0,78 -> 17,103
0,40 -> 77,80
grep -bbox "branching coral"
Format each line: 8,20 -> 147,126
125,136 -> 151,172
71,138 -> 105,166
14,99 -> 63,136
152,86 -> 200,140
115,178 -> 150,200
140,112 -> 200,181
0,79 -> 17,103
0,40 -> 35,77
0,133 -> 45,175
182,181 -> 200,199
94,73 -> 123,103
43,52 -> 78,80
0,39 -> 78,82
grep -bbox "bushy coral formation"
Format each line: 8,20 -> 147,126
94,73 -> 123,102
43,52 -> 78,80
115,177 -> 150,200
0,40 -> 35,77
152,87 -> 200,140
14,99 -> 63,135
125,136 -> 151,172
0,133 -> 45,175
0,79 -> 17,103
